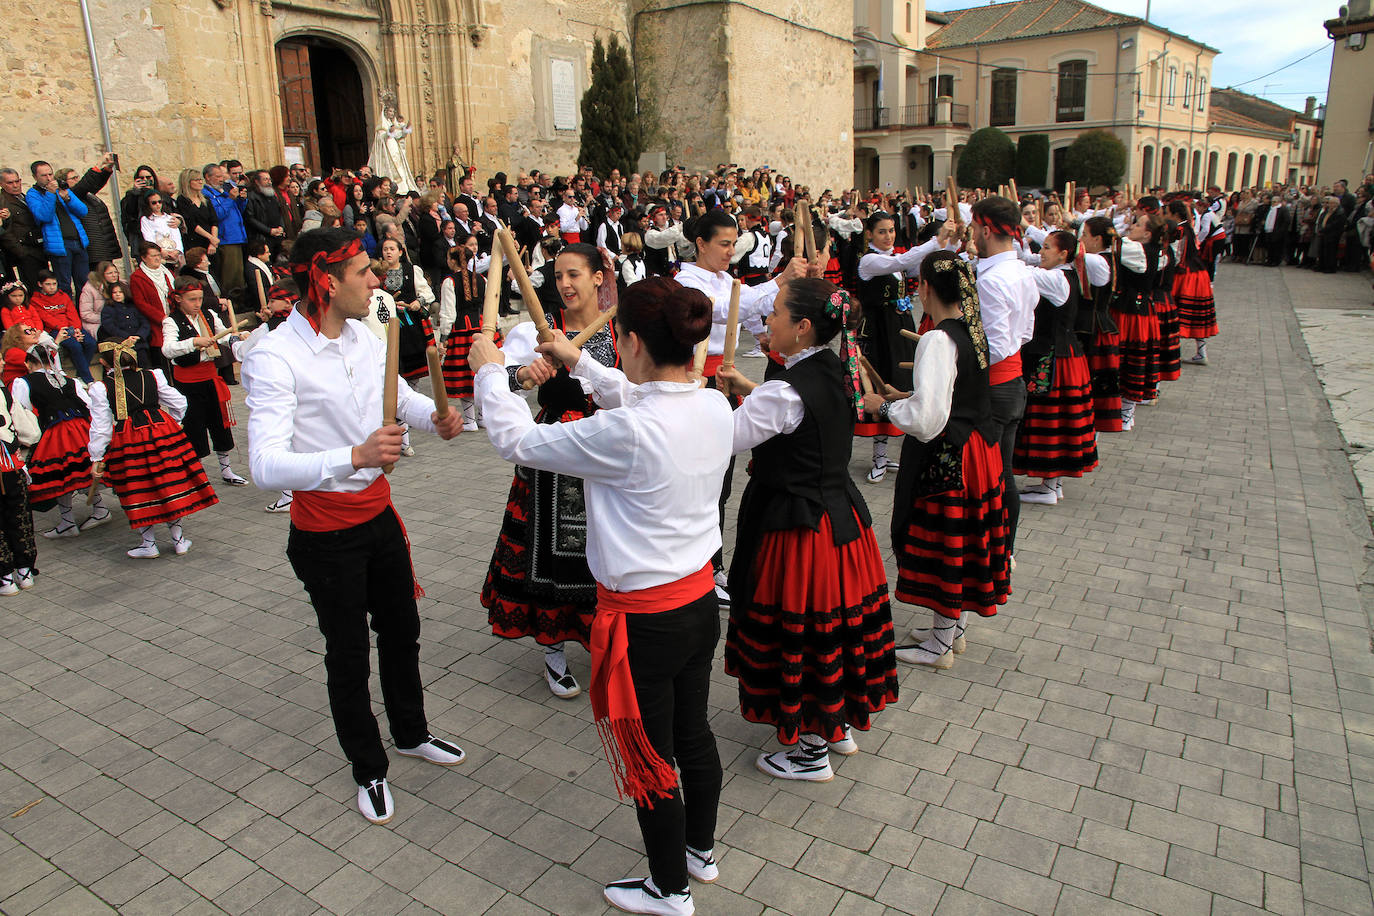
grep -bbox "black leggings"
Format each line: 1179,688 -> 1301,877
626,593 -> 724,894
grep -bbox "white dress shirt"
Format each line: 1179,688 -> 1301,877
1118,238 -> 1148,274
675,262 -> 779,356
1029,266 -> 1070,307
975,250 -> 1038,366
473,352 -> 733,592
1082,251 -> 1111,288
242,308 -> 438,493
557,202 -> 589,235
88,370 -> 186,462
857,236 -> 950,282
884,330 -> 958,442
161,310 -> 229,361
730,346 -> 819,452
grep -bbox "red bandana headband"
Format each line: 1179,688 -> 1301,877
293,238 -> 364,332
973,211 -> 1022,244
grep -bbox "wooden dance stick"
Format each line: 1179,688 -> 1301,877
568,305 -> 617,348
253,267 -> 267,321
426,346 -> 450,420
719,279 -> 741,397
899,360 -> 914,370
690,338 -> 708,384
211,319 -> 252,341
496,228 -> 548,390
381,314 -> 400,474
481,243 -> 504,339
858,359 -> 876,397
85,462 -> 102,506
857,353 -> 886,391
1008,178 -> 1019,202
899,328 -> 922,342
946,175 -> 962,226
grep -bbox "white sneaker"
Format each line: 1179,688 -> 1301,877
42,523 -> 79,539
895,644 -> 954,669
357,778 -> 394,825
264,495 -> 293,513
713,569 -> 730,606
545,658 -> 582,699
172,536 -> 192,556
866,460 -> 888,484
603,877 -> 694,915
15,569 -> 35,590
686,847 -> 718,883
79,510 -> 112,531
0,576 -> 18,596
1019,483 -> 1058,505
740,345 -> 766,358
756,740 -> 833,782
220,470 -> 249,487
397,734 -> 466,766
127,543 -> 160,559
829,726 -> 859,756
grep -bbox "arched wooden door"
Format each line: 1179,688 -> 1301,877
276,38 -> 368,174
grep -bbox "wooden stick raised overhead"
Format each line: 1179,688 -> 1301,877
946,175 -> 962,226
426,346 -> 450,420
568,305 -> 616,348
497,228 -> 550,342
381,315 -> 400,474
1008,178 -> 1019,202
481,243 -> 504,339
719,279 -> 741,397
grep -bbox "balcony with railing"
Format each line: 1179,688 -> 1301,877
854,103 -> 972,132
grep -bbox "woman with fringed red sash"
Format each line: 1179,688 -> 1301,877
160,277 -> 250,488
472,277 -> 732,916
241,228 -> 465,828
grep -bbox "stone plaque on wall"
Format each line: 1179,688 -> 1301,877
551,59 -> 578,131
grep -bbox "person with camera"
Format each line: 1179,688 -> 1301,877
204,163 -> 248,294
0,167 -> 47,290
26,161 -> 90,300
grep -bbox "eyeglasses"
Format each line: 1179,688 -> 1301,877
149,199 -> 163,206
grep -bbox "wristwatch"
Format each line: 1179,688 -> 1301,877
878,401 -> 891,422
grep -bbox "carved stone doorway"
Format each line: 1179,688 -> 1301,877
276,37 -> 369,175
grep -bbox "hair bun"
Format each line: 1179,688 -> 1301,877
667,287 -> 712,345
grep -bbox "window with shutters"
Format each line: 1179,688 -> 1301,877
1056,60 -> 1086,122
1167,66 -> 1177,105
990,68 -> 1017,126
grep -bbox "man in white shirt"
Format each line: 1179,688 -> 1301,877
241,228 -> 465,827
969,196 -> 1038,560
557,189 -> 589,244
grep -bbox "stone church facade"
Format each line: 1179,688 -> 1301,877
3,0 -> 852,190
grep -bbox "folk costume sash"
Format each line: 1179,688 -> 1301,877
591,562 -> 714,806
172,361 -> 235,428
291,476 -> 425,598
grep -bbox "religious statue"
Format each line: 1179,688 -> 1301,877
369,90 -> 419,195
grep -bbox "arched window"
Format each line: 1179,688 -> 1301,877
1191,150 -> 1203,186
1142,146 -> 1155,186
1057,60 -> 1087,122
906,2 -> 912,32
1183,72 -> 1193,109
1160,148 -> 1173,188
990,68 -> 1017,127
1207,151 -> 1219,188
1224,153 -> 1238,190
1198,76 -> 1207,111
1241,153 -> 1254,188
1167,66 -> 1177,105
1176,150 -> 1187,185
1257,155 -> 1268,187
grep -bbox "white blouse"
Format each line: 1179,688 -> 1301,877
729,347 -> 821,453
883,329 -> 959,443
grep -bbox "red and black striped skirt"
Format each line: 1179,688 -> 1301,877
724,511 -> 898,745
481,470 -> 595,647
895,432 -> 1010,618
1012,353 -> 1099,479
441,317 -> 502,399
1112,308 -> 1160,403
1082,329 -> 1122,433
103,413 -> 218,529
27,417 -> 94,507
1153,291 -> 1181,382
1173,268 -> 1218,338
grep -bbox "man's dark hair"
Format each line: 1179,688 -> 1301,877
29,161 -> 49,178
223,159 -> 242,170
970,196 -> 1021,236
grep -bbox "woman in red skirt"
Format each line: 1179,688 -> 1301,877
1014,231 -> 1099,506
88,341 -> 218,558
1167,199 -> 1219,365
716,278 -> 897,783
11,345 -> 109,537
437,232 -> 500,431
1077,217 -> 1122,433
1152,222 -> 1182,385
481,243 -> 619,699
872,251 -> 1010,670
1112,213 -> 1164,431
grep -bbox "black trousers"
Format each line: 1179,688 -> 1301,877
175,378 -> 234,459
626,592 -> 723,895
287,507 -> 429,784
988,378 -> 1027,555
0,469 -> 36,577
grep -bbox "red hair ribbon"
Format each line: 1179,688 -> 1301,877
293,238 -> 364,332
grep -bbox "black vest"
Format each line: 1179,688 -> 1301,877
600,220 -> 622,256
1112,244 -> 1155,315
857,266 -> 917,383
103,368 -> 163,427
745,348 -> 870,546
1083,256 -> 1119,336
448,269 -> 485,320
644,238 -> 672,277
22,373 -> 89,429
1025,265 -> 1081,361
168,309 -> 214,368
535,309 -> 620,422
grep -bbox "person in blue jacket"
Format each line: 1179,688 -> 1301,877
25,161 -> 88,299
202,163 -> 247,294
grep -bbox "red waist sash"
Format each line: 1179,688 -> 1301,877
173,361 -> 235,428
989,352 -> 1022,386
591,562 -> 714,806
291,476 -> 424,597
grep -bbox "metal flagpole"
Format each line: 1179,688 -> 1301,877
79,0 -> 131,276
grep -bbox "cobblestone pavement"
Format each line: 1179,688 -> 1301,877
2,262 -> 1373,915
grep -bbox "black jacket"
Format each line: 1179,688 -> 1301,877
243,190 -> 284,240
74,168 -> 121,263
0,189 -> 43,261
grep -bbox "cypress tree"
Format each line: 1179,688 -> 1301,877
578,36 -> 643,176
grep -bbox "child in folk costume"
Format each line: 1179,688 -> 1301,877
1153,220 -> 1182,385
160,277 -> 250,487
438,232 -> 499,431
482,243 -> 620,699
88,340 -> 219,558
471,278 -> 731,916
1167,199 -> 1219,365
868,252 -> 1010,669
0,383 -> 39,594
855,212 -> 955,483
715,279 -> 898,783
11,344 -> 110,537
1077,217 -> 1123,433
1112,213 -> 1165,431
1014,231 -> 1099,506
379,237 -> 435,457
